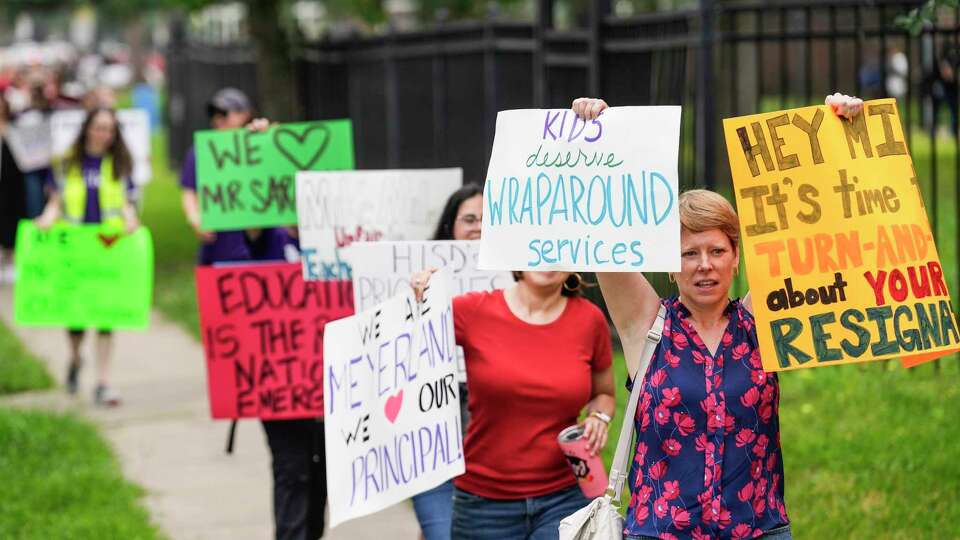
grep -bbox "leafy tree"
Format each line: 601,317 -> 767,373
897,0 -> 960,35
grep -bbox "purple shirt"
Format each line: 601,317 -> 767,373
624,298 -> 788,540
46,155 -> 134,224
181,145 -> 294,265
180,145 -> 198,191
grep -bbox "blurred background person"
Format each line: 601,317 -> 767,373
180,87 -> 328,540
0,95 -> 26,285
34,107 -> 139,407
411,182 -> 483,540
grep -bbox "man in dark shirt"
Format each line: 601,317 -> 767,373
181,88 -> 327,540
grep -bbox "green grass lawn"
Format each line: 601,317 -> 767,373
140,133 -> 202,338
0,324 -> 160,538
779,360 -> 959,539
0,318 -> 53,394
602,351 -> 960,538
0,408 -> 163,539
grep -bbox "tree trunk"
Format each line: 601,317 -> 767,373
246,0 -> 300,121
125,17 -> 145,82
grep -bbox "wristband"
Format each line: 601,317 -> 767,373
590,411 -> 612,424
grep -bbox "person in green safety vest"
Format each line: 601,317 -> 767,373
35,107 -> 139,407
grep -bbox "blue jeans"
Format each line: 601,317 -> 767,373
451,485 -> 589,540
413,480 -> 454,540
627,523 -> 792,540
23,171 -> 46,219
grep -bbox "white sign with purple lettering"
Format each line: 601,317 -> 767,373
323,266 -> 463,528
342,240 -> 512,381
479,107 -> 682,271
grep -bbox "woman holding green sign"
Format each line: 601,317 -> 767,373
569,94 -> 862,540
409,183 -> 484,540
35,106 -> 140,407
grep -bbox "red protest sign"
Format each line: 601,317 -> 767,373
196,262 -> 354,419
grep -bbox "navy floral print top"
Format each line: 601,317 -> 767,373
624,297 -> 789,540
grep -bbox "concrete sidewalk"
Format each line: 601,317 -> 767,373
0,285 -> 419,540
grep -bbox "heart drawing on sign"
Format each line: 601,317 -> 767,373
97,233 -> 120,248
273,124 -> 331,170
384,389 -> 404,424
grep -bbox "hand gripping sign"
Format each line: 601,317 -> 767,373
14,221 -> 153,330
195,120 -> 355,230
478,107 -> 681,272
723,99 -> 960,371
342,240 -> 512,381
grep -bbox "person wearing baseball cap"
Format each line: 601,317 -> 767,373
180,88 -> 329,539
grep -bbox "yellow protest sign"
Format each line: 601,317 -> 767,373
723,99 -> 960,371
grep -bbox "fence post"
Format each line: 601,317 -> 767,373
386,26 -> 400,168
696,0 -> 717,189
533,0 -> 552,107
166,12 -> 188,167
588,0 -> 610,97
483,10 -> 499,161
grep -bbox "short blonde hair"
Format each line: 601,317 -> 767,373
678,189 -> 740,248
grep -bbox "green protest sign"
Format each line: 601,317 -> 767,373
14,220 -> 154,330
194,120 -> 355,231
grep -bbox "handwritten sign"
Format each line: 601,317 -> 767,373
195,120 -> 355,231
51,109 -> 152,184
295,168 -> 462,281
323,266 -> 464,528
478,107 -> 681,271
342,240 -> 512,380
5,119 -> 52,171
196,263 -> 354,419
723,99 -> 960,371
14,220 -> 153,329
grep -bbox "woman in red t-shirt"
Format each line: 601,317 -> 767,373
411,269 -> 615,539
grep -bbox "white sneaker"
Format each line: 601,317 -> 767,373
94,384 -> 122,407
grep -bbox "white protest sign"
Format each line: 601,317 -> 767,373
50,109 -> 152,184
296,168 -> 462,281
342,240 -> 512,381
342,241 -> 511,311
323,266 -> 464,528
5,118 -> 52,171
479,107 -> 682,271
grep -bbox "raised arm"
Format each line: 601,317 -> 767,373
595,273 -> 661,377
572,96 -> 664,376
181,188 -> 214,242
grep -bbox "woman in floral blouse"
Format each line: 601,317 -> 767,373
571,94 -> 863,540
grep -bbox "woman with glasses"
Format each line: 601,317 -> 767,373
412,183 -> 483,540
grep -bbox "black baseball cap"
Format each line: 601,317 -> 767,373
207,87 -> 252,117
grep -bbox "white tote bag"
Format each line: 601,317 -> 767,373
559,306 -> 666,540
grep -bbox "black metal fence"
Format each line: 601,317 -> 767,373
166,2 -> 695,182
168,0 -> 960,296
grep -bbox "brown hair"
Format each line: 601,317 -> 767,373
678,189 -> 740,249
67,107 -> 133,181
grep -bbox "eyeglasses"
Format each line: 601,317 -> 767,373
457,214 -> 481,226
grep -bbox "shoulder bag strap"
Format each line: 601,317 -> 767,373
605,304 -> 666,502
